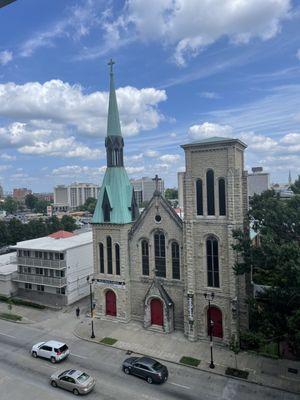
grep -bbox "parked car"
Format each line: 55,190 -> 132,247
50,369 -> 96,395
31,340 -> 69,363
122,356 -> 168,384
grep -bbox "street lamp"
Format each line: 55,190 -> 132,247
204,292 -> 215,369
87,276 -> 95,339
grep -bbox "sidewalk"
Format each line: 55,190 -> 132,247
74,317 -> 300,394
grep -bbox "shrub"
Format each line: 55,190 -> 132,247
100,337 -> 117,345
179,356 -> 200,367
0,312 -> 22,321
225,367 -> 249,379
240,331 -> 264,350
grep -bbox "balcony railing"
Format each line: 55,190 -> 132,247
17,257 -> 66,270
12,272 -> 67,287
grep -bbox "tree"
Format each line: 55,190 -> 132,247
3,196 -> 18,214
232,190 -> 300,354
26,219 -> 48,239
35,199 -> 50,214
291,176 -> 300,194
61,215 -> 77,232
25,194 -> 38,210
0,221 -> 9,247
82,197 -> 97,214
46,216 -> 62,234
7,218 -> 26,244
164,188 -> 178,200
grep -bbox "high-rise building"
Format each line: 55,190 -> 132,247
248,167 -> 270,197
53,183 -> 100,211
0,184 -> 4,198
13,188 -> 32,202
130,177 -> 165,205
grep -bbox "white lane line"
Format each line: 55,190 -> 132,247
70,353 -> 87,359
169,382 -> 191,390
38,364 -> 57,370
0,332 -> 16,339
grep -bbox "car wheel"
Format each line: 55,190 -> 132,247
32,351 -> 37,358
146,376 -> 153,384
50,356 -> 56,364
124,367 -> 130,375
73,389 -> 79,395
51,380 -> 57,387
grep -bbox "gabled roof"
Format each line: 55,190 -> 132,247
130,191 -> 182,237
48,230 -> 75,239
144,278 -> 174,307
92,167 -> 134,224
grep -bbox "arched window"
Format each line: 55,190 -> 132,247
206,236 -> 219,287
141,240 -> 149,276
154,232 -> 166,278
99,243 -> 104,273
172,242 -> 180,279
218,178 -> 226,216
206,170 -> 215,215
102,189 -> 111,222
115,244 -> 120,275
107,236 -> 112,274
196,179 -> 203,215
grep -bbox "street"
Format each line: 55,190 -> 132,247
0,319 -> 298,400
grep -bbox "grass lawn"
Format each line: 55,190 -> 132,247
0,312 -> 22,321
100,337 -> 118,345
179,356 -> 201,367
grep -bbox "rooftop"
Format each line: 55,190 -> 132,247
181,136 -> 247,148
48,230 -> 75,239
0,252 -> 17,275
11,231 -> 92,252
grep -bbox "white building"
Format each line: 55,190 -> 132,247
248,167 -> 270,197
11,231 -> 93,307
53,183 -> 100,211
0,252 -> 17,297
130,177 -> 165,205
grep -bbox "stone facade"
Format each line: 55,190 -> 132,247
92,137 -> 249,345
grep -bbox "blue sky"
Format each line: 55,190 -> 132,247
0,0 -> 300,192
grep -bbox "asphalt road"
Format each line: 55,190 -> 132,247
0,320 -> 298,400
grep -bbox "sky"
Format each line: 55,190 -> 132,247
0,0 -> 300,193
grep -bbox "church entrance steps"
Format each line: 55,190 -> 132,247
148,324 -> 165,333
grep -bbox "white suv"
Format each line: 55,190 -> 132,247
31,340 -> 69,363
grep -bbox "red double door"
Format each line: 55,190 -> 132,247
208,306 -> 223,338
150,298 -> 163,326
106,290 -> 116,316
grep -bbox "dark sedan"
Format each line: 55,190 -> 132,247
122,356 -> 168,384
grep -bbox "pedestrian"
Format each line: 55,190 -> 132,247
76,306 -> 80,318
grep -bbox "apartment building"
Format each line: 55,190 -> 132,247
130,177 -> 165,205
53,183 -> 100,211
11,230 -> 93,307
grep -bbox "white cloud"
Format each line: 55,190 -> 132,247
240,132 -> 278,151
0,80 -> 167,137
0,50 -> 13,65
52,165 -> 104,178
145,149 -> 159,158
159,154 -> 180,163
126,166 -> 145,174
0,153 -> 16,161
200,91 -> 220,99
107,0 -> 291,66
188,122 -> 233,140
280,132 -> 300,144
0,165 -> 11,172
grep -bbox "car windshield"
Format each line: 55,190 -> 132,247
152,362 -> 163,370
77,373 -> 90,383
58,370 -> 70,379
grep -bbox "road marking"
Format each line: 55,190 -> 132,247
169,382 -> 191,390
38,364 -> 57,370
0,332 -> 16,339
70,353 -> 87,359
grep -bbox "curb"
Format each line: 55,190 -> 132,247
0,315 -> 33,324
72,328 -> 300,395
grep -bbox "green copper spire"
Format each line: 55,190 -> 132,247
107,59 -> 122,137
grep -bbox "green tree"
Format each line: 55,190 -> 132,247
25,194 -> 38,210
3,196 -> 18,214
291,176 -> 300,194
232,190 -> 300,353
35,199 -> 50,214
164,188 -> 178,200
61,215 -> 77,232
0,221 -> 9,247
83,197 -> 97,214
7,218 -> 26,244
26,219 -> 48,239
46,216 -> 62,234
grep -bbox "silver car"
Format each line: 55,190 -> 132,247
50,369 -> 96,395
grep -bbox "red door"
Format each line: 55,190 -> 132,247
207,306 -> 223,338
150,298 -> 163,326
106,290 -> 116,316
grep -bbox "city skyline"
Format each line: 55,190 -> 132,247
0,0 -> 300,192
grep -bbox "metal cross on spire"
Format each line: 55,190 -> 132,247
108,58 -> 115,74
152,174 -> 162,192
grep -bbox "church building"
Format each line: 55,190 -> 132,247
92,61 -> 249,344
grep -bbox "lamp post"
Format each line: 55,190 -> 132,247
204,292 -> 215,369
87,276 -> 95,339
